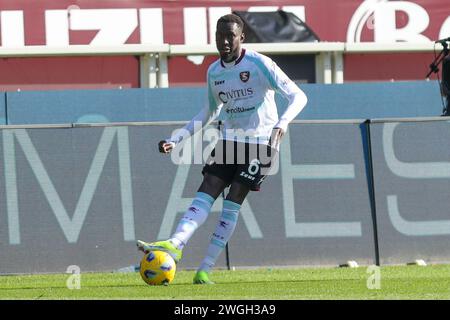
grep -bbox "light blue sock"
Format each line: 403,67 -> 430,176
170,192 -> 215,250
198,199 -> 241,273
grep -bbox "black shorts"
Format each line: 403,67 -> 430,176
202,140 -> 277,191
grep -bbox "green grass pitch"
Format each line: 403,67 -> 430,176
1,265 -> 450,300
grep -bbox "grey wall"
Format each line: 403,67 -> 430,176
0,124 -> 227,273
5,88 -> 205,125
4,81 -> 444,125
1,118 -> 450,274
228,121 -> 376,267
0,92 -> 5,125
296,81 -> 443,120
370,119 -> 450,264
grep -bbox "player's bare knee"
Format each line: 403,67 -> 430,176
226,182 -> 251,204
198,174 -> 227,199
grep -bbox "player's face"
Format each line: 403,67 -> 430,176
216,22 -> 244,63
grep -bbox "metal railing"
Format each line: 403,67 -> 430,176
0,42 -> 445,87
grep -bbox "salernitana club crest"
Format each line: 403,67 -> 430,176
240,71 -> 250,82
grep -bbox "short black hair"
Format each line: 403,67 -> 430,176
217,14 -> 244,30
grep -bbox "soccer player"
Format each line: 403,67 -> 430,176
137,14 -> 308,284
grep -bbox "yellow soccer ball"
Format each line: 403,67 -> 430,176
139,251 -> 176,286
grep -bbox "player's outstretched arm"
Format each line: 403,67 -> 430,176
157,102 -> 222,154
157,67 -> 222,154
158,140 -> 175,154
260,56 -> 308,136
269,127 -> 285,150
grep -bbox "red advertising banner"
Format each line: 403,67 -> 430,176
0,0 -> 449,89
0,0 -> 448,44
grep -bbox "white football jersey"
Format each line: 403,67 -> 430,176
169,49 -> 308,145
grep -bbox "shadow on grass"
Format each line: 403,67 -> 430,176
0,277 -> 365,292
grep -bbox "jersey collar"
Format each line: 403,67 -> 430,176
220,49 -> 246,68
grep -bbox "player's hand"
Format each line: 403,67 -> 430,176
270,128 -> 284,149
158,140 -> 175,154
